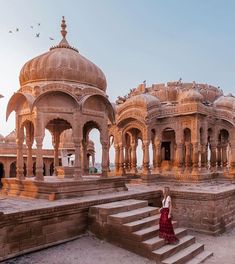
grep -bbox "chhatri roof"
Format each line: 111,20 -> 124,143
19,17 -> 107,91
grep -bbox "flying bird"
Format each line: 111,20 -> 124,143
38,23 -> 41,26
30,25 -> 33,29
35,33 -> 40,38
16,28 -> 19,32
9,30 -> 13,33
49,37 -> 54,40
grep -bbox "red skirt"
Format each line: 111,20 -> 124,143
159,208 -> 179,244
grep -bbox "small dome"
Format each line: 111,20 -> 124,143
128,93 -> 161,108
59,129 -> 95,151
5,130 -> 16,143
59,129 -> 74,149
214,95 -> 235,111
19,17 -> 107,91
179,89 -> 203,103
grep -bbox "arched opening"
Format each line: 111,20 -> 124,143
83,121 -> 101,174
109,135 -> 115,172
33,162 -> 36,176
21,120 -> 35,178
123,127 -> 143,174
24,163 -> 27,177
208,128 -> 213,169
0,163 -> 5,187
150,129 -> 155,170
43,163 -> 46,176
46,118 -> 72,175
10,161 -> 16,178
218,129 -> 229,169
50,162 -> 54,176
161,128 -> 176,170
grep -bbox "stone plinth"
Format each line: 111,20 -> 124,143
1,176 -> 128,200
56,166 -> 74,179
163,182 -> 235,235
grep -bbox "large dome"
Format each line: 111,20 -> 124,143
19,17 -> 107,91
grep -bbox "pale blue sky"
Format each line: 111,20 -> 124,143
0,0 -> 235,162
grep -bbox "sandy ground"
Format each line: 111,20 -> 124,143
3,233 -> 154,264
3,228 -> 235,264
191,228 -> 235,264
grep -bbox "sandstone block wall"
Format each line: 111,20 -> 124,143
172,189 -> 235,235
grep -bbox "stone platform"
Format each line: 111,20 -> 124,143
1,176 -> 128,200
0,181 -> 234,262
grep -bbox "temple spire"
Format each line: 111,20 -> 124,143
61,16 -> 67,39
50,16 -> 78,52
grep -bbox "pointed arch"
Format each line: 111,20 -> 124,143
6,92 -> 35,121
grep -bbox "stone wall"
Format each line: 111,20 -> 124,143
0,206 -> 88,261
0,190 -> 161,261
172,189 -> 235,235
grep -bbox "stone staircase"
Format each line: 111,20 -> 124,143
89,199 -> 213,264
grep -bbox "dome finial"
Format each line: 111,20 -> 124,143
50,16 -> 78,52
61,16 -> 67,39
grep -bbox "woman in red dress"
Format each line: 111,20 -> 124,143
159,186 -> 179,244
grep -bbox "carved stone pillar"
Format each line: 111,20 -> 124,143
16,137 -> 24,180
192,142 -> 199,174
200,144 -> 208,171
101,141 -> 109,177
52,131 -> 60,173
217,144 -> 222,169
210,142 -> 217,170
185,143 -> 192,169
153,142 -> 161,174
229,143 -> 235,177
114,144 -> 120,174
130,143 -> 137,173
35,137 -> 44,181
175,142 -> 184,171
26,140 -> 33,177
142,141 -> 150,174
222,144 -> 228,168
92,154 -> 95,167
124,146 -> 130,172
82,141 -> 89,174
119,144 -> 125,175
152,143 -> 156,171
128,147 -> 132,171
74,139 -> 82,179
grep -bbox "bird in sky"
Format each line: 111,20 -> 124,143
30,25 -> 33,29
9,30 -> 13,33
49,37 -> 54,40
16,28 -> 19,32
38,23 -> 41,26
35,33 -> 40,38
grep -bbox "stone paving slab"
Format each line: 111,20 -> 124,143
0,181 -> 234,215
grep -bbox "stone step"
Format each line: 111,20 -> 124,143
142,227 -> 187,251
185,250 -> 213,264
122,214 -> 161,232
161,243 -> 204,264
89,199 -> 148,221
107,206 -> 159,224
152,235 -> 196,261
132,221 -> 177,242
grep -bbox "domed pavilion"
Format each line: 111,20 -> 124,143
3,17 -> 126,199
110,81 -> 235,182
